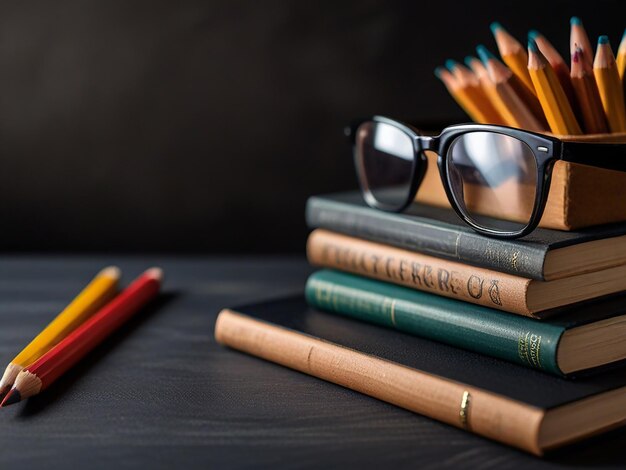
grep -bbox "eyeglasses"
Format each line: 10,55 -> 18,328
347,115 -> 626,239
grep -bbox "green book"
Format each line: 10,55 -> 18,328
305,270 -> 626,377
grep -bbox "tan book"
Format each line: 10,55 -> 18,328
215,297 -> 626,456
307,229 -> 626,317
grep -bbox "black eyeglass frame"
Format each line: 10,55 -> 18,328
347,115 -> 626,239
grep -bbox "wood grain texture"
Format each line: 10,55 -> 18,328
0,256 -> 623,469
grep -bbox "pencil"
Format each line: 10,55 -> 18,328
491,22 -> 536,95
435,66 -> 485,123
617,29 -> 626,80
528,30 -> 577,113
593,36 -> 626,133
528,38 -> 582,135
477,45 -> 547,132
571,47 -> 609,134
464,56 -> 508,125
570,17 -> 594,66
445,59 -> 503,124
0,268 -> 162,406
0,266 -> 120,399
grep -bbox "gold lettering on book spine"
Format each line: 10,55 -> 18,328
459,391 -> 471,429
517,332 -> 543,369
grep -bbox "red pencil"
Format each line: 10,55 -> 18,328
1,268 -> 162,406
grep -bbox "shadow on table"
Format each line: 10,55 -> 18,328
16,291 -> 179,417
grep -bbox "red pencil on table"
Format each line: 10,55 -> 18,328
1,268 -> 162,406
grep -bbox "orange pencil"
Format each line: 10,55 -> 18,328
464,56 -> 508,125
570,17 -> 594,66
529,30 -> 577,113
435,67 -> 484,123
446,60 -> 503,124
593,36 -> 626,133
491,22 -> 536,95
571,47 -> 608,134
477,45 -> 547,132
0,268 -> 163,406
617,29 -> 626,80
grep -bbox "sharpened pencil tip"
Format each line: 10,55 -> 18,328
1,389 -> 21,407
476,45 -> 495,64
490,22 -> 502,35
598,35 -> 610,46
444,59 -> 458,72
528,37 -> 539,53
528,30 -> 540,40
434,67 -> 445,79
570,16 -> 582,26
463,56 -> 475,68
145,267 -> 164,283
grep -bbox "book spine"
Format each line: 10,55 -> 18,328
307,229 -> 537,316
305,196 -> 548,281
215,309 -> 546,455
304,270 -> 565,376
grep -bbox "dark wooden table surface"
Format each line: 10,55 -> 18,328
0,256 -> 624,469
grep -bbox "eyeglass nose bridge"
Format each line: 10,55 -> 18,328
415,135 -> 440,153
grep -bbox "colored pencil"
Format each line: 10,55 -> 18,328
0,266 -> 120,399
528,38 -> 582,135
435,66 -> 485,123
445,59 -> 503,124
0,268 -> 162,406
571,47 -> 609,134
491,22 -> 536,95
570,17 -> 594,66
477,45 -> 547,132
528,30 -> 577,113
464,56 -> 508,125
593,36 -> 626,133
617,29 -> 626,80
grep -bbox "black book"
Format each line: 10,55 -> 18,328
305,191 -> 626,281
215,296 -> 626,455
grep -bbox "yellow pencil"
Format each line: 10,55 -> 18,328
571,47 -> 608,134
594,36 -> 626,133
0,266 -> 121,398
491,22 -> 536,95
528,38 -> 582,135
617,29 -> 626,80
529,30 -> 577,113
570,17 -> 594,66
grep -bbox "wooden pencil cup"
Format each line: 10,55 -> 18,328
415,132 -> 626,231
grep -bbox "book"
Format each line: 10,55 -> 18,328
215,296 -> 626,455
307,229 -> 626,316
305,269 -> 626,376
305,191 -> 626,281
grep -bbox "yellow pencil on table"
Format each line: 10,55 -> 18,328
571,46 -> 608,134
491,22 -> 535,95
477,45 -> 547,132
528,37 -> 582,135
0,266 -> 120,398
464,56 -> 508,125
570,17 -> 594,66
617,29 -> 626,80
445,59 -> 503,124
593,35 -> 626,133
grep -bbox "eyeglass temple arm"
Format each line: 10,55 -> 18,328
560,142 -> 626,173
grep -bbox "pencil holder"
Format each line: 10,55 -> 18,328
415,132 -> 626,231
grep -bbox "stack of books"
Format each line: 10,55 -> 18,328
215,191 -> 626,455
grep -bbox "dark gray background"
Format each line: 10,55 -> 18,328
1,0 -> 625,252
